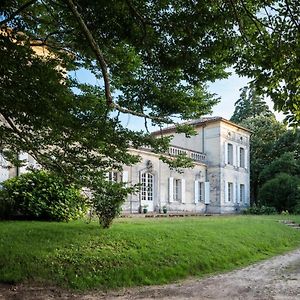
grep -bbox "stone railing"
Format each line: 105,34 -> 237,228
139,145 -> 206,163
168,146 -> 206,163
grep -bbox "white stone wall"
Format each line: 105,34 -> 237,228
122,148 -> 207,213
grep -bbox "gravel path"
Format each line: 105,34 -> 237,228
1,248 -> 300,300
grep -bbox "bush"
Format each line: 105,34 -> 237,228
0,189 -> 15,219
243,204 -> 277,215
0,170 -> 88,221
92,181 -> 129,228
258,173 -> 300,213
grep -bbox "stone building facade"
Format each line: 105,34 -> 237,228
0,117 -> 251,214
121,117 -> 251,214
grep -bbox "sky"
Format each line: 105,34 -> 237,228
73,69 -> 284,132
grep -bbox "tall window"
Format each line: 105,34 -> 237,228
240,184 -> 245,203
199,182 -> 204,202
173,179 -> 182,201
227,143 -> 233,165
228,182 -> 233,202
108,171 -> 122,183
239,147 -> 245,168
141,172 -> 154,201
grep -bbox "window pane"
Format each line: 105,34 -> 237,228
240,148 -> 245,168
228,144 -> 233,165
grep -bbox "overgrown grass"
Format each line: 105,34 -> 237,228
1,215 -> 300,290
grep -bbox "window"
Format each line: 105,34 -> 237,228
141,172 -> 154,201
227,143 -> 233,165
174,179 -> 182,201
240,184 -> 245,203
228,182 -> 233,202
199,182 -> 204,202
239,147 -> 245,168
108,171 -> 122,183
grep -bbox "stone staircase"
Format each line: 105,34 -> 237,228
279,220 -> 300,229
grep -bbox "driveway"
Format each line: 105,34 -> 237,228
1,248 -> 300,299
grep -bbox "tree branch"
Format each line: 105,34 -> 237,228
0,0 -> 38,27
65,0 -> 112,106
0,111 -> 68,175
64,0 -> 173,124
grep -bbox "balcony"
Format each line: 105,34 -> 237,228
139,145 -> 206,163
168,146 -> 206,163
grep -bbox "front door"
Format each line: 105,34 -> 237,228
140,172 -> 154,212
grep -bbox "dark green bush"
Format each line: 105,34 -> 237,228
0,189 -> 15,219
243,205 -> 277,215
0,170 -> 88,221
258,173 -> 300,213
92,181 -> 129,228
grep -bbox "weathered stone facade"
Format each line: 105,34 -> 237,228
0,117 -> 250,214
122,117 -> 251,214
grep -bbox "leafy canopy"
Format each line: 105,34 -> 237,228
1,0 -> 300,225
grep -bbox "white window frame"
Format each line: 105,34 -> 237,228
227,143 -> 233,165
239,147 -> 245,168
240,184 -> 245,204
141,172 -> 154,202
228,182 -> 233,202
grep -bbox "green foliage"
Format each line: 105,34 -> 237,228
258,173 -> 300,213
1,0 -> 300,227
239,115 -> 285,202
230,86 -> 274,124
92,182 -> 130,229
1,216 -> 300,290
0,190 -> 14,220
243,205 -> 277,215
259,152 -> 300,185
0,171 -> 88,221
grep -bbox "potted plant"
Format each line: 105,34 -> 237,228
162,205 -> 167,214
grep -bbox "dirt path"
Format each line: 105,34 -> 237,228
1,248 -> 300,300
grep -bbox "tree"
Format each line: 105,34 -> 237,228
259,152 -> 300,185
258,173 -> 300,213
230,86 -> 273,124
239,116 -> 285,203
1,1 -> 300,226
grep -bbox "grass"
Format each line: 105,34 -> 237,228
1,215 -> 300,291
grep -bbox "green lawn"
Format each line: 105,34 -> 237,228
1,215 -> 300,290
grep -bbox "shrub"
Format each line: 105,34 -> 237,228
92,181 -> 130,228
0,170 -> 88,221
243,204 -> 277,215
258,173 -> 300,213
0,189 -> 14,219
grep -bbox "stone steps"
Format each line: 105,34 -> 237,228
279,220 -> 300,229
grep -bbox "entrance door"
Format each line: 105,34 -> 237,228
140,172 -> 154,212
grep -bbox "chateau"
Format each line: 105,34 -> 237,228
121,116 -> 251,214
0,117 -> 251,214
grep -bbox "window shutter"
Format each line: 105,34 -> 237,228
233,182 -> 236,203
224,142 -> 228,164
232,145 -> 236,166
244,149 -> 248,169
169,177 -> 174,203
194,180 -> 199,203
181,179 -> 186,203
225,182 -> 228,203
204,182 -> 210,204
122,171 -> 129,187
237,147 -> 240,167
